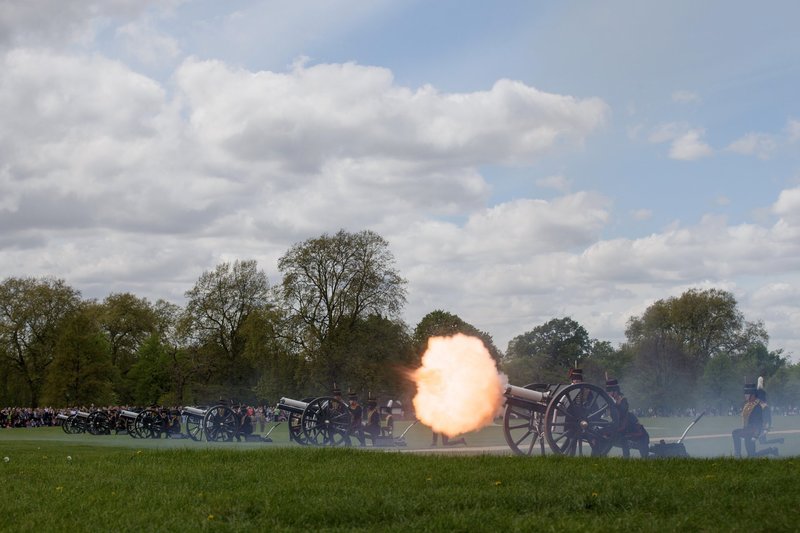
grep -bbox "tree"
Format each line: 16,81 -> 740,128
0,277 -> 81,406
333,314 -> 415,401
624,288 -> 767,412
99,292 -> 159,403
277,229 -> 407,388
127,334 -> 171,406
241,306 -> 302,403
184,259 -> 273,396
412,310 -> 501,363
501,317 -> 590,385
42,304 -> 115,407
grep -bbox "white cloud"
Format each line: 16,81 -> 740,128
669,129 -> 713,160
631,209 -> 652,221
726,132 -> 777,159
0,0 -> 167,50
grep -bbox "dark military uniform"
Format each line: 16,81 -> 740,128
606,378 -> 650,458
364,396 -> 381,445
348,391 -> 365,446
732,383 -> 763,457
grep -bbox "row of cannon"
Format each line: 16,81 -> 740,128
56,405 -> 248,442
55,380 -> 625,455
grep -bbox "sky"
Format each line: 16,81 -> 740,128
1,0 -> 799,361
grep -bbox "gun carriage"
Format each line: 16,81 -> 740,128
277,396 -> 352,446
502,382 -> 619,456
56,409 -> 111,435
118,409 -> 140,437
180,404 -> 238,442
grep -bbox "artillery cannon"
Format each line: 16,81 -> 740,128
56,413 -> 76,434
59,410 -> 92,434
118,409 -> 141,437
502,382 -> 619,456
181,404 -> 238,442
277,396 -> 352,446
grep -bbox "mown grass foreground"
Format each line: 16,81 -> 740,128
1,438 -> 798,533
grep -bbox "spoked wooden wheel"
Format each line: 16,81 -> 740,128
87,411 -> 112,435
135,409 -> 164,439
301,397 -> 352,447
66,414 -> 85,434
203,405 -> 236,442
185,414 -> 204,441
544,383 -> 618,456
503,384 -> 548,456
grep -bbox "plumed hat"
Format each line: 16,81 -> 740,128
605,378 -> 620,393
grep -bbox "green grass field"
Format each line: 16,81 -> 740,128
1,419 -> 799,532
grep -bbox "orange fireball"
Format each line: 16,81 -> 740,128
411,333 -> 507,437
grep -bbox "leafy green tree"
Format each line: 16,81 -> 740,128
277,229 -> 407,388
0,277 -> 81,406
127,334 -> 173,406
333,314 -> 415,402
41,304 -> 115,407
624,288 -> 768,411
411,310 -> 501,362
242,306 -> 302,403
184,259 -> 273,398
99,293 -> 159,403
501,317 -> 590,385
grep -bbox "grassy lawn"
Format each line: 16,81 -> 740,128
2,424 -> 799,532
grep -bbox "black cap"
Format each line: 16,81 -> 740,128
605,378 -> 620,393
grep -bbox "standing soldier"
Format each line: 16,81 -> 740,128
606,378 -> 650,458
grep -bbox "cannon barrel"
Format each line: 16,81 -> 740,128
277,397 -> 309,414
182,406 -> 207,417
119,409 -> 139,419
76,410 -> 91,418
504,384 -> 549,404
56,413 -> 69,421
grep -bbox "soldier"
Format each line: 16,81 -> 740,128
381,405 -> 395,437
606,378 -> 650,458
348,390 -> 365,446
732,382 -> 762,457
363,394 -> 381,445
235,404 -> 254,442
731,383 -> 778,457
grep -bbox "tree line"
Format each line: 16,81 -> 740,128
1,229 -> 798,412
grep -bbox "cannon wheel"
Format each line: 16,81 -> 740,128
185,413 -> 204,441
203,405 -> 237,442
301,396 -> 352,447
288,397 -> 315,445
66,414 -> 84,434
503,383 -> 549,456
544,383 -> 618,456
60,416 -> 73,434
87,411 -> 111,435
134,409 -> 164,439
